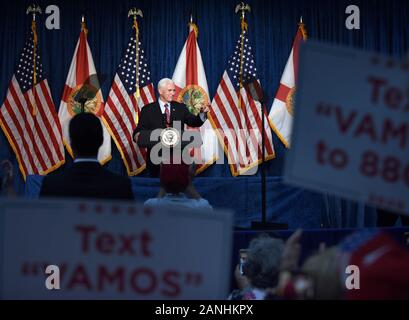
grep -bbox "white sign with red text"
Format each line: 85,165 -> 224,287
0,199 -> 232,299
285,41 -> 409,215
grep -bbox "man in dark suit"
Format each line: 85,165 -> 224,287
40,113 -> 134,200
133,78 -> 209,177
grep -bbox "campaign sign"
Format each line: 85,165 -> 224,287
0,199 -> 232,299
285,41 -> 409,215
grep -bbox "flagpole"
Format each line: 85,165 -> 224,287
234,3 -> 268,228
251,97 -> 288,230
261,92 -> 266,226
128,8 -> 143,100
26,4 -> 42,116
79,15 -> 88,113
128,8 -> 143,124
235,2 -> 250,108
234,3 -> 286,230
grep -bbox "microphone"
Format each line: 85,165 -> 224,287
162,112 -> 168,128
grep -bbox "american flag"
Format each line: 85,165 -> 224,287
0,26 -> 65,180
209,30 -> 275,176
102,29 -> 155,176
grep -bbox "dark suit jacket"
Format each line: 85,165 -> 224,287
133,101 -> 205,176
40,162 -> 134,200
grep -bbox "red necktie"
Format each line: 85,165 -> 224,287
164,103 -> 170,125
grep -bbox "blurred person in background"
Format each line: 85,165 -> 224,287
1,159 -> 16,197
229,234 -> 284,300
274,230 -> 409,300
299,246 -> 342,299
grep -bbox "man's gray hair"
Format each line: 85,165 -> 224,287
157,78 -> 174,90
244,234 -> 284,289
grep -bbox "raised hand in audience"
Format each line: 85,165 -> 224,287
280,229 -> 302,272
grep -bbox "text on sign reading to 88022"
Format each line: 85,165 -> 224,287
312,70 -> 408,210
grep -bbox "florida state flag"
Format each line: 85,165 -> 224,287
59,19 -> 111,163
268,20 -> 307,147
172,20 -> 219,174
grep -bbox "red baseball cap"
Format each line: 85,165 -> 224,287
160,163 -> 190,194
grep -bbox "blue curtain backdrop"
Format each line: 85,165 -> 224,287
1,0 -> 407,226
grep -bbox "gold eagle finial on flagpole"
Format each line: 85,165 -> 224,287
188,14 -> 199,38
235,2 -> 251,31
80,15 -> 89,35
26,3 -> 42,20
298,16 -> 308,40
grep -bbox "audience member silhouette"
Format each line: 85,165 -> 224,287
144,162 -> 212,210
40,113 -> 134,200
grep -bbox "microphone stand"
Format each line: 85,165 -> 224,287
251,96 -> 288,230
77,97 -> 87,113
